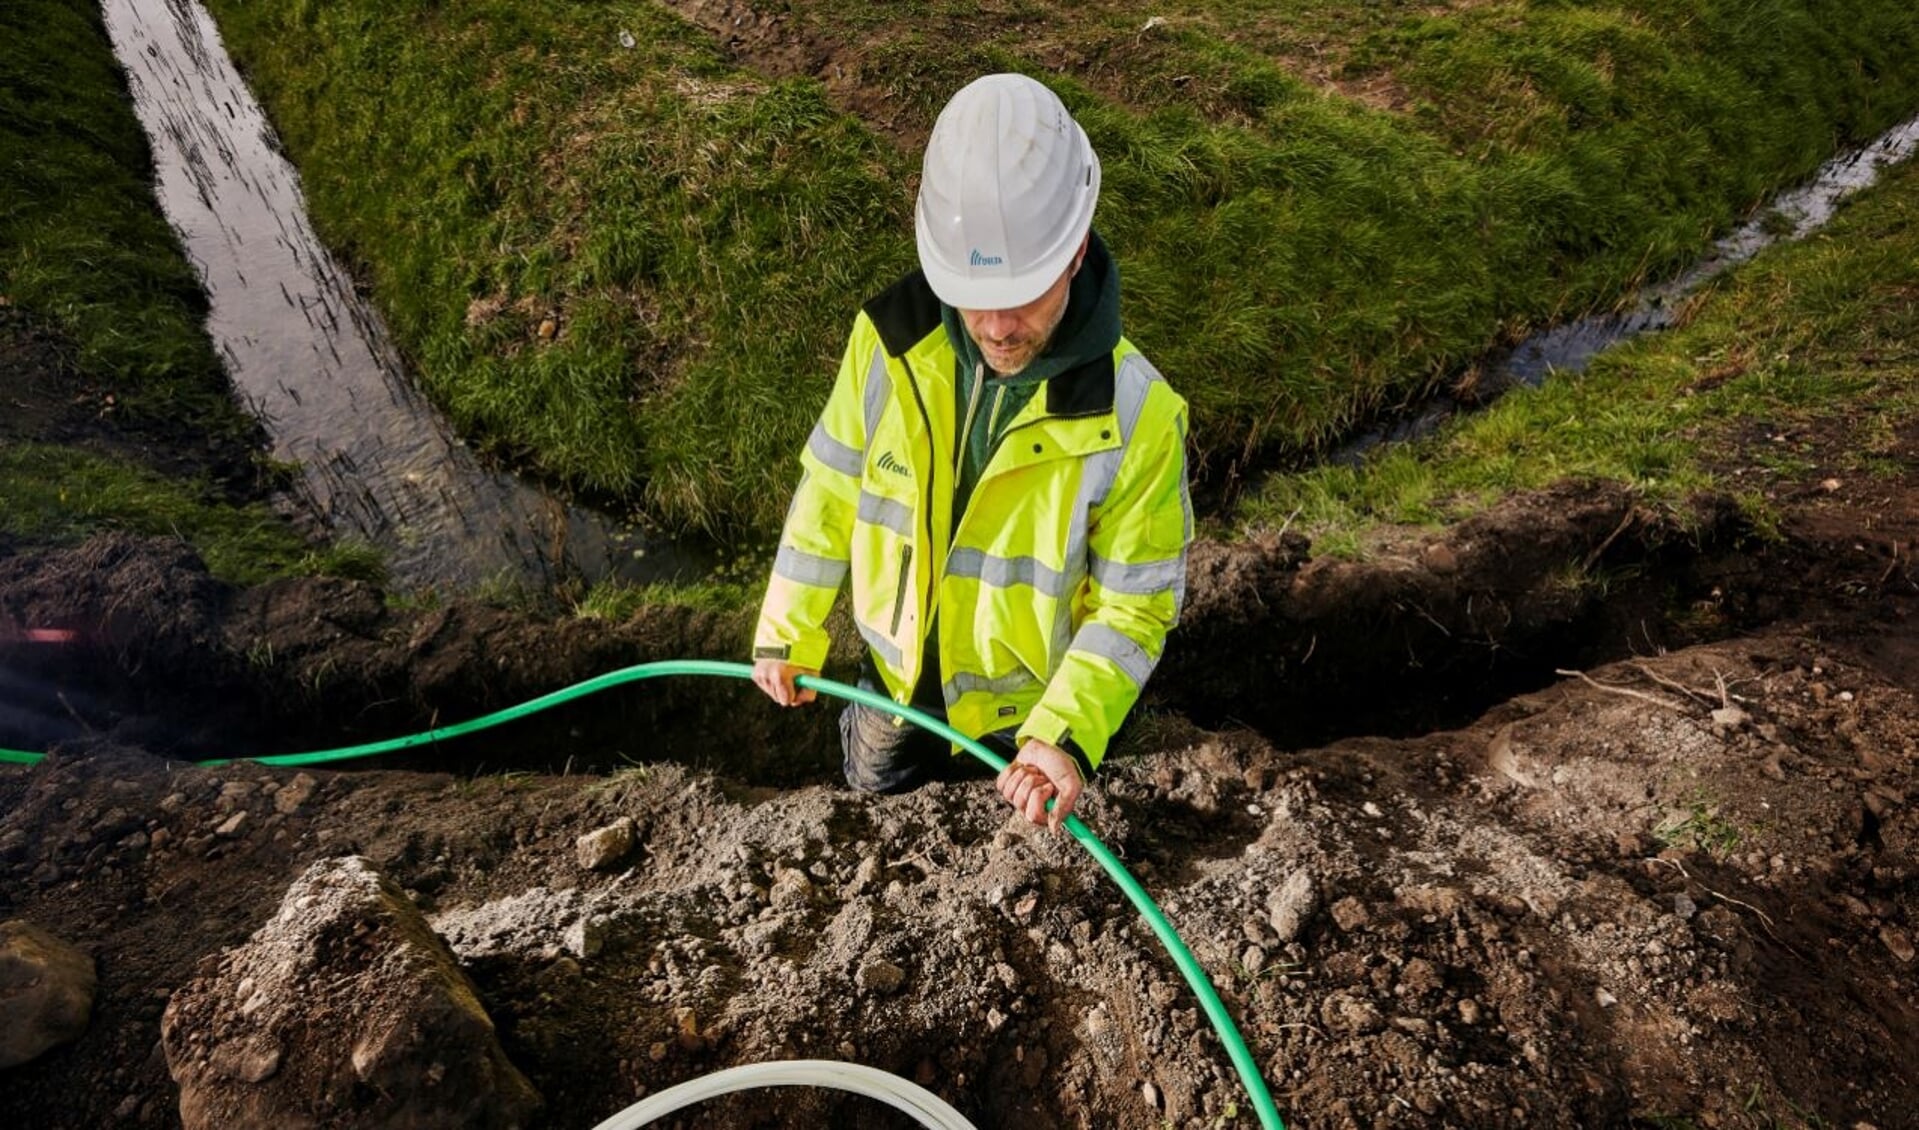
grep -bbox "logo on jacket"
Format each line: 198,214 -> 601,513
968,249 -> 1005,267
876,451 -> 912,479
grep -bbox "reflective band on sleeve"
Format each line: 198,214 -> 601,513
774,546 -> 849,589
944,668 -> 1042,699
855,620 -> 905,670
946,547 -> 1071,599
1089,553 -> 1185,595
856,491 -> 915,536
863,345 -> 892,442
807,422 -> 864,478
1071,622 -> 1157,687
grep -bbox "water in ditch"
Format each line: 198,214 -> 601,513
1335,112 -> 1919,463
101,0 -> 705,593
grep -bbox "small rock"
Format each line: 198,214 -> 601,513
1457,998 -> 1481,1025
1241,945 -> 1267,975
210,1035 -> 283,1083
274,774 -> 318,816
575,818 -> 636,872
1330,896 -> 1370,932
1320,991 -> 1384,1035
674,1007 -> 704,1052
1673,893 -> 1697,921
563,917 -> 606,960
215,812 -> 248,838
0,920 -> 97,1068
1819,477 -> 1842,493
857,958 -> 905,996
769,867 -> 814,909
1266,870 -> 1318,943
1882,927 -> 1915,964
537,317 -> 558,340
1595,988 -> 1618,1009
1420,542 -> 1458,575
1141,1081 -> 1161,1110
1711,705 -> 1749,730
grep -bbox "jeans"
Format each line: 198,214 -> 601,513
838,658 -> 1016,793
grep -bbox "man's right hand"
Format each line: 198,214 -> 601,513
752,658 -> 819,707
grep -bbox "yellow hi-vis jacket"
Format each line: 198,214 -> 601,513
754,270 -> 1192,769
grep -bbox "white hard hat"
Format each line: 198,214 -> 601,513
914,73 -> 1101,311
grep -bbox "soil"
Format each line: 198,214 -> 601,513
5,284 -> 1919,1127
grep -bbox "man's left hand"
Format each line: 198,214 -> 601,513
995,739 -> 1083,832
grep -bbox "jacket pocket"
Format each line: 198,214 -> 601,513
888,545 -> 914,635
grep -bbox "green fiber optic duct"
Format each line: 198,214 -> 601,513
0,659 -> 1284,1128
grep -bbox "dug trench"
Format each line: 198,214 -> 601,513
4,457 -> 1918,1128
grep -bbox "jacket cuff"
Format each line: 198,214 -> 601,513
1018,706 -> 1099,776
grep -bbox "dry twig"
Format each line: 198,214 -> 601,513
1646,856 -> 1802,959
1554,668 -> 1687,711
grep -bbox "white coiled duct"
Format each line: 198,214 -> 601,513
589,1059 -> 979,1130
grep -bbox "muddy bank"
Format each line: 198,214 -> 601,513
0,480 -> 1788,778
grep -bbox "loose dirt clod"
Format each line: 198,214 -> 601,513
161,856 -> 541,1130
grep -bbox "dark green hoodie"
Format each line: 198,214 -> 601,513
941,231 -> 1122,523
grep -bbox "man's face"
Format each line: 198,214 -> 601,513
959,246 -> 1084,376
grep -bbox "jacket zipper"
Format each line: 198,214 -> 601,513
956,361 -> 985,485
894,354 -> 941,688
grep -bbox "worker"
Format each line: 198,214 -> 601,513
751,73 -> 1192,830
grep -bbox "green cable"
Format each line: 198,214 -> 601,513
0,659 -> 1284,1128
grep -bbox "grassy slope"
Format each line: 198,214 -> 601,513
1245,152 -> 1919,557
0,0 -> 369,585
198,0 -> 1919,542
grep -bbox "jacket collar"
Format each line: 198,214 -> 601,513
863,270 -> 1116,417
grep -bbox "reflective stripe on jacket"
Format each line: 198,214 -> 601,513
754,269 -> 1192,768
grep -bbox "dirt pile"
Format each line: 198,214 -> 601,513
161,855 -> 540,1130
3,603 -> 1917,1127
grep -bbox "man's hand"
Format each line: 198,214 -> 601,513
996,739 -> 1083,831
752,658 -> 818,707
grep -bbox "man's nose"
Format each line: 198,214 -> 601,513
977,309 -> 1020,341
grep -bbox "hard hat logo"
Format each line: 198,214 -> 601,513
915,73 -> 1101,312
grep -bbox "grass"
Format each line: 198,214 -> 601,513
1242,153 -> 1919,549
572,578 -> 755,622
0,444 -> 383,585
1654,795 -> 1742,856
0,0 -> 375,584
195,0 -> 1919,541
